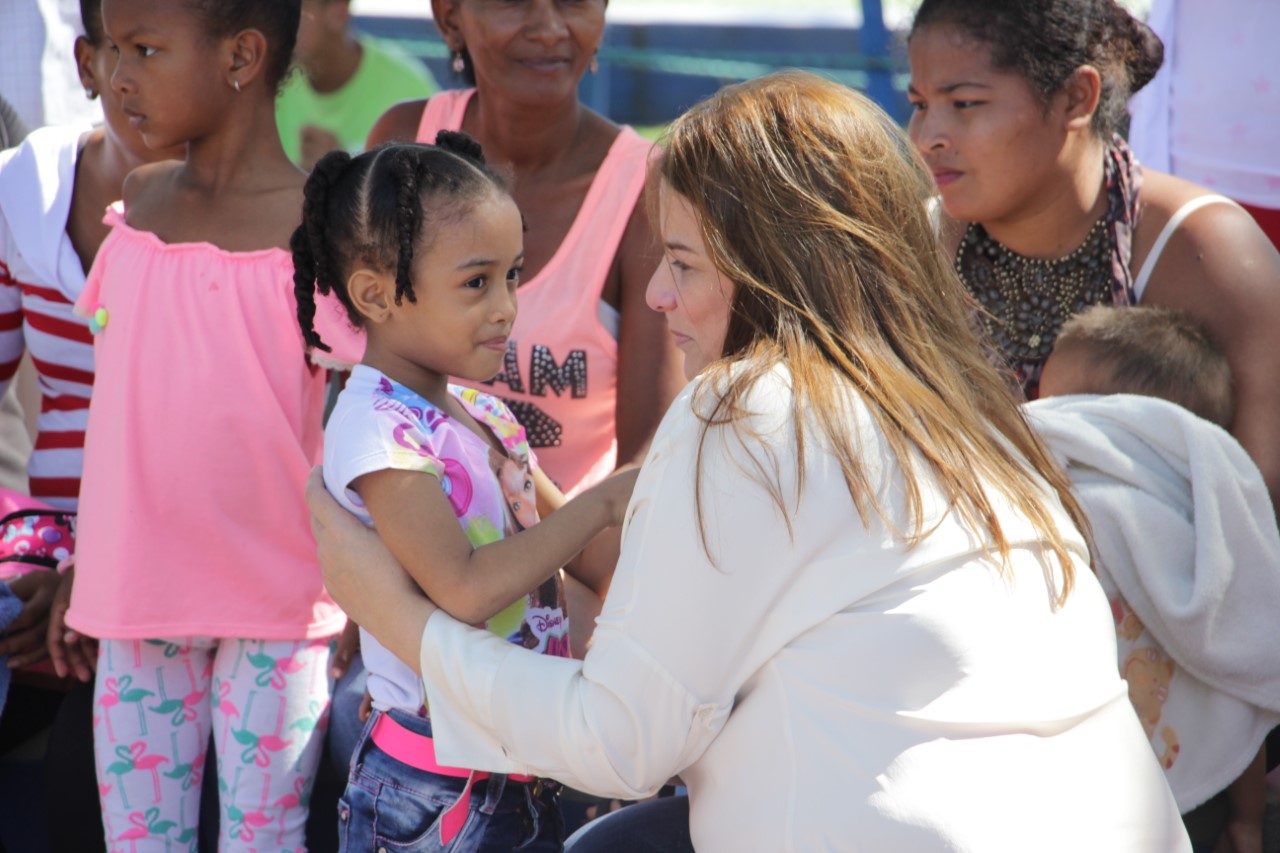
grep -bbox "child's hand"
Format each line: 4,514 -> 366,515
0,570 -> 60,668
47,563 -> 97,681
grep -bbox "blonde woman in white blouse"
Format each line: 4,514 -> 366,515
307,71 -> 1189,852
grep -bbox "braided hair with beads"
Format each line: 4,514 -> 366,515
291,132 -> 508,353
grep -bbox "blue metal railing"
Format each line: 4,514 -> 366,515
356,2 -> 908,124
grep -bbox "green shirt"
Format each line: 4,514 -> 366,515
276,35 -> 436,163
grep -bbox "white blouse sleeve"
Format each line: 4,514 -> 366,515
419,377 -> 871,798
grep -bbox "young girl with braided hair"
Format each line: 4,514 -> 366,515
65,0 -> 363,848
294,134 -> 630,850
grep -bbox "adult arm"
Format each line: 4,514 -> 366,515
564,196 -> 687,637
365,99 -> 429,149
1139,194 -> 1280,504
612,198 -> 685,467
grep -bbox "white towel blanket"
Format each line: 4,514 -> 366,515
1026,394 -> 1280,811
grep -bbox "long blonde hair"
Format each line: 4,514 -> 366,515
657,70 -> 1088,601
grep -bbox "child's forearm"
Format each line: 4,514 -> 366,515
403,490 -> 615,625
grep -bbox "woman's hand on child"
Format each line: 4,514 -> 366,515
46,563 -> 97,681
307,467 -> 438,659
0,569 -> 60,668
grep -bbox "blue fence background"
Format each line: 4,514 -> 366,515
354,4 -> 909,128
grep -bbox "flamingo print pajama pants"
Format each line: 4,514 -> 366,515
92,636 -> 335,852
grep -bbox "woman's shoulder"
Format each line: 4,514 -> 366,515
366,97 -> 431,147
1134,170 -> 1256,260
1133,169 -> 1278,303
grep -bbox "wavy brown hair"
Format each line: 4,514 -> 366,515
656,70 -> 1090,602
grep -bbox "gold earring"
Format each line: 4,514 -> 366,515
451,52 -> 466,75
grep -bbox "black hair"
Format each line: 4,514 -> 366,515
79,0 -> 104,45
184,0 -> 300,92
292,131 -> 508,352
910,0 -> 1164,137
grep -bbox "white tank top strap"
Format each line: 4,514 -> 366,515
1133,193 -> 1239,301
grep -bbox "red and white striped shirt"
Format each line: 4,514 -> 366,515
0,124 -> 94,509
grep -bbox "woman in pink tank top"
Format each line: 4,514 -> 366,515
364,1 -> 685,637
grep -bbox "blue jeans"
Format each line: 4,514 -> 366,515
564,795 -> 693,853
339,708 -> 564,852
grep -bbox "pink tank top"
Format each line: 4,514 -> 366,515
417,90 -> 652,495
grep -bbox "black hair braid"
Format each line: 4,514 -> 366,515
392,149 -> 424,306
292,150 -> 354,353
307,151 -> 354,300
435,130 -> 487,166
290,223 -> 327,352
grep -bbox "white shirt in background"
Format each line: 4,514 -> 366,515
1129,0 -> 1280,209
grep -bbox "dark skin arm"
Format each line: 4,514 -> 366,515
365,100 -> 427,148
611,190 -> 686,468
1135,174 -> 1280,507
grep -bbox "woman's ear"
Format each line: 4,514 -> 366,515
431,0 -> 463,50
225,28 -> 269,91
348,269 -> 395,324
1062,65 -> 1102,132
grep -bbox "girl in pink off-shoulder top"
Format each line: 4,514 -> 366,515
64,1 -> 362,848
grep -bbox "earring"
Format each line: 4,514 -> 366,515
451,52 -> 466,75
84,86 -> 97,100
233,78 -> 241,93
589,54 -> 599,75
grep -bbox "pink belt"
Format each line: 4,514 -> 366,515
370,712 -> 536,845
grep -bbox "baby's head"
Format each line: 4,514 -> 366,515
1039,305 -> 1233,428
292,133 -> 520,373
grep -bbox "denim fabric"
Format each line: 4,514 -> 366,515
564,795 -> 693,853
338,708 -> 563,852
